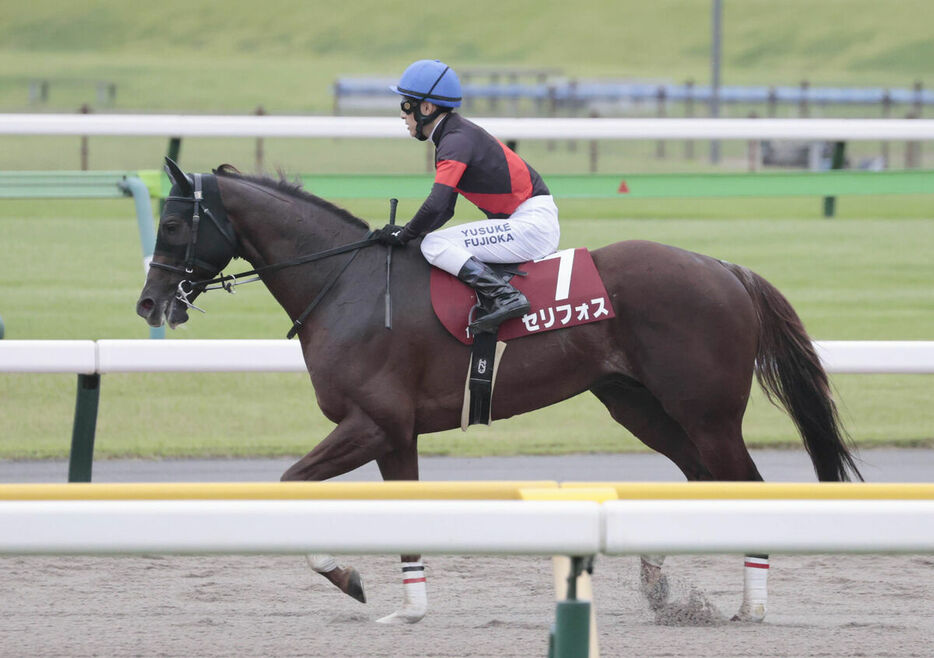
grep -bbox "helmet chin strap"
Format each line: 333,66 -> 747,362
410,66 -> 452,141
413,104 -> 446,142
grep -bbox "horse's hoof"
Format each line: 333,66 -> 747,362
343,568 -> 367,604
375,607 -> 426,624
640,560 -> 670,611
317,565 -> 367,604
641,573 -> 671,611
731,603 -> 766,622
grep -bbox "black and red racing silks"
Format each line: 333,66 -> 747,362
399,112 -> 550,241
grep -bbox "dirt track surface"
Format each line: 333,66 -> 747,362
2,450 -> 932,657
1,552 -> 932,657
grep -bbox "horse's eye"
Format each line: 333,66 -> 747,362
163,221 -> 180,235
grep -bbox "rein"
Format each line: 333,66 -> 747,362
188,233 -> 377,292
152,172 -> 383,339
187,232 -> 378,339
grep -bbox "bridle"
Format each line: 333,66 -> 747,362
150,174 -> 238,276
149,173 -> 240,312
150,172 -> 381,338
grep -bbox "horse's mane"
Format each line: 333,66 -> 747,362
213,164 -> 369,230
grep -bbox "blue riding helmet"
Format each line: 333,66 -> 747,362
390,59 -> 462,108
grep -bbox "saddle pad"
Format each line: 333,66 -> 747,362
430,248 -> 615,345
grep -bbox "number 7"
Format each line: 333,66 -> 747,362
536,249 -> 575,301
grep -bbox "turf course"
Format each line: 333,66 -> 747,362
1,195 -> 932,459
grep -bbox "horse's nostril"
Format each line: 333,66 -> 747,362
139,298 -> 155,312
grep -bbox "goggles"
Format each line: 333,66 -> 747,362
400,97 -> 420,115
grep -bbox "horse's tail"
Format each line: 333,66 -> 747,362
722,262 -> 863,482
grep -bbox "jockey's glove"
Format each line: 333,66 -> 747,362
374,223 -> 410,246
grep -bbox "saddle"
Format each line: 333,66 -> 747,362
429,248 -> 615,428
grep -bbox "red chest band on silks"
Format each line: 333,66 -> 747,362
430,248 -> 616,345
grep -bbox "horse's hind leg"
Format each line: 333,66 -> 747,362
590,376 -> 713,480
682,418 -> 770,622
660,368 -> 771,622
590,376 -> 715,481
591,377 -> 712,611
692,426 -> 770,622
374,437 -> 428,625
592,377 -> 769,621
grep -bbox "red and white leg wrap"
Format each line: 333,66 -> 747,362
734,555 -> 769,622
376,561 -> 428,625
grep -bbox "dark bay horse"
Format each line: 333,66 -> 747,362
137,159 -> 862,624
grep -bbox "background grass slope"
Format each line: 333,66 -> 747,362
1,0 -> 932,114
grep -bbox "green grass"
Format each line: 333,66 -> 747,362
2,371 -> 929,460
1,196 -> 932,459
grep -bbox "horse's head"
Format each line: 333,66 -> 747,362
136,158 -> 239,329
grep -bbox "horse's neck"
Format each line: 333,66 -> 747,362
222,179 -> 367,320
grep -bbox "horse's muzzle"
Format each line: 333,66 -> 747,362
136,294 -> 192,329
136,294 -> 166,328
166,299 -> 190,328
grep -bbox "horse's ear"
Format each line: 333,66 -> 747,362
213,163 -> 240,175
164,157 -> 192,195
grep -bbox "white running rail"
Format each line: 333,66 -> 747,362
3,114 -> 934,141
2,339 -> 934,374
0,498 -> 932,555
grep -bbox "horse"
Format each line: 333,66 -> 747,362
137,158 -> 862,625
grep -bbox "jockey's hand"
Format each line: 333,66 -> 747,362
374,224 -> 409,247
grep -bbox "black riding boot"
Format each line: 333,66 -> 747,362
457,257 -> 531,334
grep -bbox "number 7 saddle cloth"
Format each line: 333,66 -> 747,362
430,247 -> 615,345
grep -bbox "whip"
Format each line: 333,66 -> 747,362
384,197 -> 398,329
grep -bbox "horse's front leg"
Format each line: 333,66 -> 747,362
281,409 -> 400,608
305,554 -> 366,604
372,439 -> 426,625
281,407 -> 394,481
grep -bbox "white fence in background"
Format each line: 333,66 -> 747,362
2,339 -> 934,375
3,114 -> 934,141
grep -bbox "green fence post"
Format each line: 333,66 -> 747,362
552,600 -> 591,658
548,556 -> 591,658
823,141 -> 847,218
167,137 -> 182,164
161,137 -> 182,214
68,374 -> 100,483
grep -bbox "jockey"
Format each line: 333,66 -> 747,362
375,59 -> 560,334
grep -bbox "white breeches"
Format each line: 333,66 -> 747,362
420,194 -> 560,275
